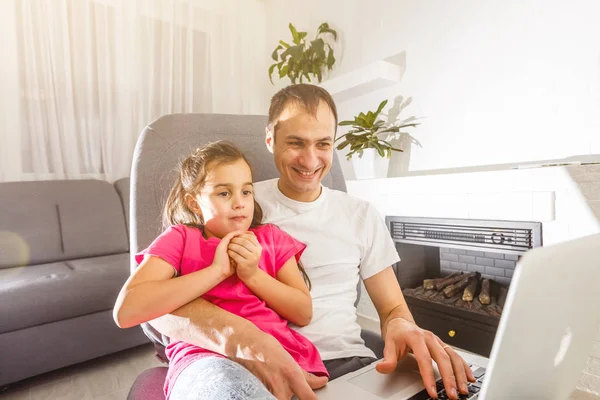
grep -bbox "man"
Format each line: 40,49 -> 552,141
151,84 -> 474,400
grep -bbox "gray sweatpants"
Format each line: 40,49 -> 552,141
169,355 -> 377,400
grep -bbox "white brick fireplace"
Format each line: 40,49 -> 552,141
347,164 -> 600,395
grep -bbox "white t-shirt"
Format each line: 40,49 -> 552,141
254,179 -> 401,360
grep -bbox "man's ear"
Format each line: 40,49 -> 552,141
265,125 -> 274,154
185,193 -> 201,215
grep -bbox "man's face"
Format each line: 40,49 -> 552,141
267,101 -> 336,202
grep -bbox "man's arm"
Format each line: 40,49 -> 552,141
149,296 -> 327,400
149,295 -> 260,358
364,267 -> 475,400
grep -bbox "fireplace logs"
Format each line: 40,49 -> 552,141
403,272 -> 508,318
423,272 -> 459,290
443,274 -> 474,298
435,273 -> 465,290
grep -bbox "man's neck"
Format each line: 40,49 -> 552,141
277,180 -> 322,203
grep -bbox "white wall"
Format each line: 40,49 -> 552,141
265,0 -> 600,176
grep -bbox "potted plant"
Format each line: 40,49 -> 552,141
269,22 -> 338,84
335,99 -> 420,179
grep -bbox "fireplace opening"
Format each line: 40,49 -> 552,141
386,216 -> 542,356
403,272 -> 507,319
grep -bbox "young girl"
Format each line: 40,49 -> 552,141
113,141 -> 328,399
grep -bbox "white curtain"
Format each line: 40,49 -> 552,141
0,0 -> 269,182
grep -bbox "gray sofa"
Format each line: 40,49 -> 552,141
0,178 -> 148,387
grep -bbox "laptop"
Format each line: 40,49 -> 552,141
317,233 -> 600,400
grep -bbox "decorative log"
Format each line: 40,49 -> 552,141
424,273 -> 460,290
479,279 -> 491,305
444,276 -> 473,298
497,285 -> 508,310
462,280 -> 478,302
462,273 -> 481,302
437,272 -> 476,291
434,273 -> 465,290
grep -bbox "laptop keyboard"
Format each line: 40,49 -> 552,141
407,366 -> 486,400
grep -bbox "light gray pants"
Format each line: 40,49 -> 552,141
169,356 -> 376,400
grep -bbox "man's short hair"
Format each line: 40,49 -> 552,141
268,84 -> 338,138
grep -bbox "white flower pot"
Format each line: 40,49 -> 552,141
351,148 -> 390,180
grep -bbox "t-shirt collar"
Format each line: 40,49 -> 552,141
273,179 -> 327,212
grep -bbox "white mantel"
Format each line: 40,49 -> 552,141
347,164 -> 600,246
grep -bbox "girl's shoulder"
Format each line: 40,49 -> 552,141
162,224 -> 203,239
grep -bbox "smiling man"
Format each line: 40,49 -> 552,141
150,84 -> 474,400
255,84 -> 475,399
265,93 -> 336,203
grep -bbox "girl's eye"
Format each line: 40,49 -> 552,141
218,192 -> 229,197
243,190 -> 252,196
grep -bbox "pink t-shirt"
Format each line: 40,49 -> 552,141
135,223 -> 328,398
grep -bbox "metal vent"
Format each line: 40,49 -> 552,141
387,217 -> 542,254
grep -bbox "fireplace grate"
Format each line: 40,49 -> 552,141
387,217 -> 542,254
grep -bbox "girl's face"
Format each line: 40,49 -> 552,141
189,158 -> 255,239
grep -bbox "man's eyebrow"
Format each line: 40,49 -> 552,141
285,135 -> 333,142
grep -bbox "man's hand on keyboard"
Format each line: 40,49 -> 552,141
375,318 -> 476,400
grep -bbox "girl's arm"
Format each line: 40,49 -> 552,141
113,256 -> 227,329
228,232 -> 312,326
244,257 -> 312,326
113,230 -> 240,329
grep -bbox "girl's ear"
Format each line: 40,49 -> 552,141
185,193 -> 202,215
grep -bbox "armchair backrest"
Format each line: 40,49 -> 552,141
130,113 -> 347,348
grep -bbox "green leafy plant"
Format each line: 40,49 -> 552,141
269,22 -> 337,84
335,99 -> 420,160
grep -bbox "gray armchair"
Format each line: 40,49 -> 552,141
127,114 -> 383,399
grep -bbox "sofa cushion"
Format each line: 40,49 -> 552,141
0,180 -> 128,268
0,254 -> 130,334
0,203 -> 63,269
